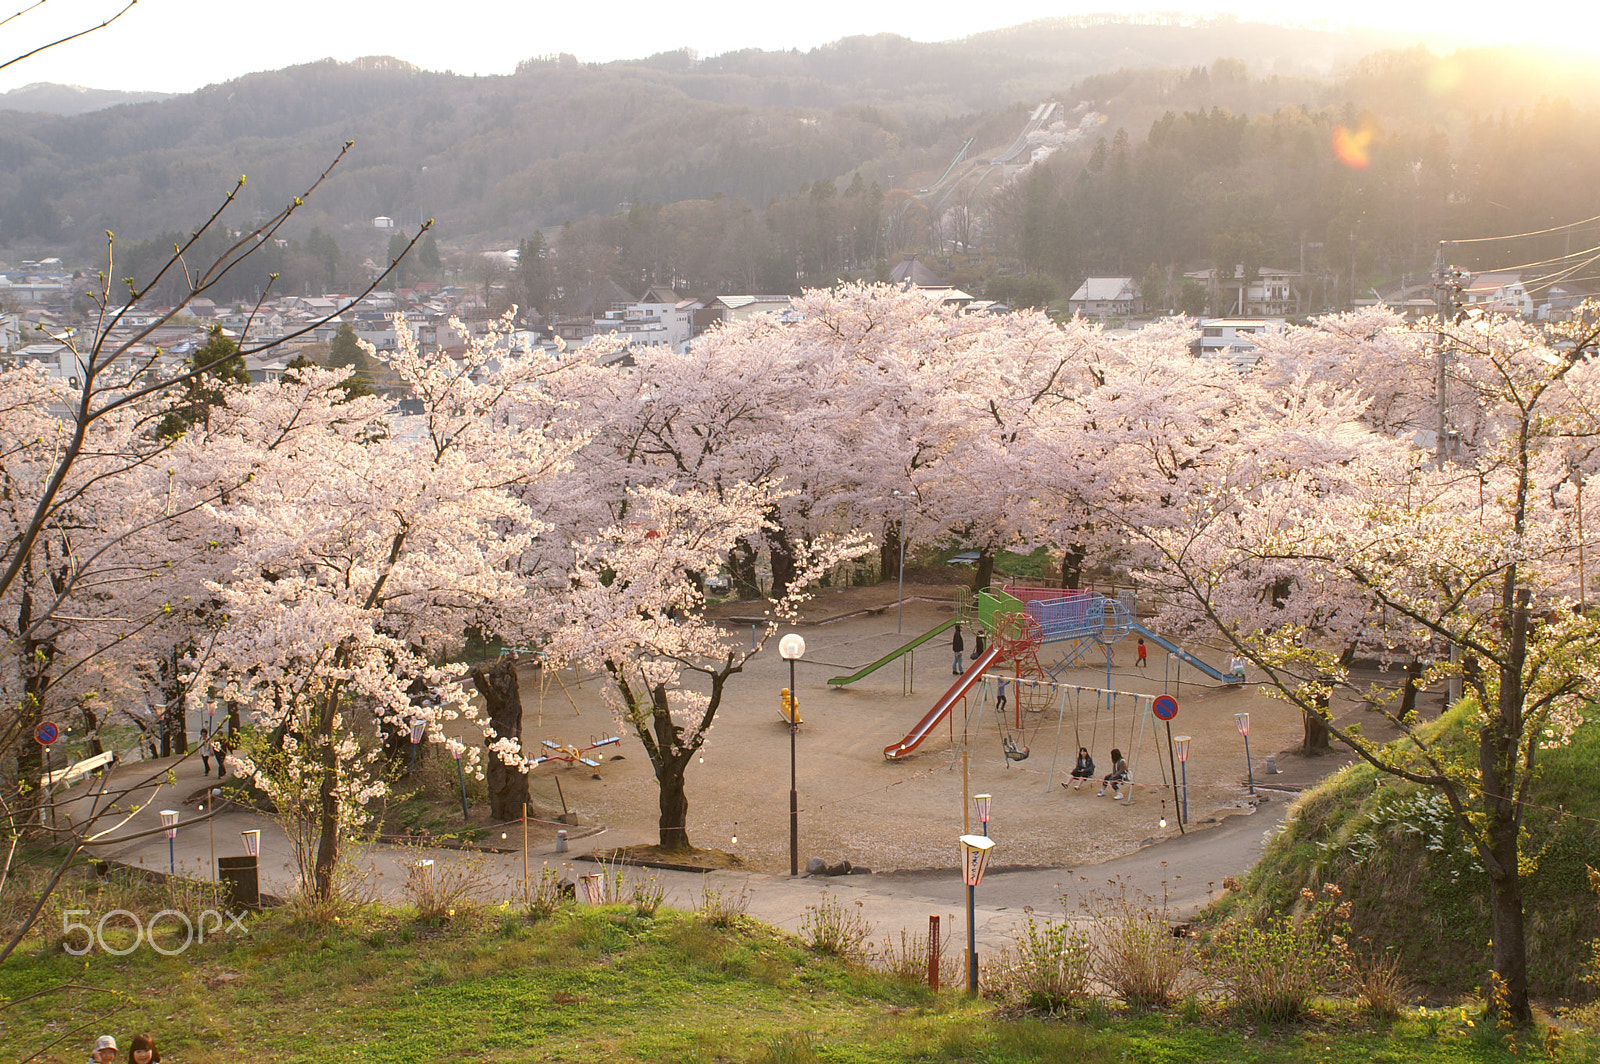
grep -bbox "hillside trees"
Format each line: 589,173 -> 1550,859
0,148 -> 427,958
192,319 -> 579,898
1106,307 -> 1600,1022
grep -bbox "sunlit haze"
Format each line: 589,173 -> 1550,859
3,0 -> 1593,95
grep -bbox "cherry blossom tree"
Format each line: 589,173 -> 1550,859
1108,307 -> 1600,1022
190,317 -> 577,898
551,482 -> 869,852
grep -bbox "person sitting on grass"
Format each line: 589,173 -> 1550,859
1065,746 -> 1096,789
89,1035 -> 117,1064
1098,748 -> 1130,799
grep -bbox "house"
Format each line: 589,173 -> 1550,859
890,255 -> 948,289
1068,277 -> 1142,318
1538,282 -> 1593,321
1191,318 -> 1283,367
1184,266 -> 1302,316
1462,271 -> 1533,317
703,295 -> 796,325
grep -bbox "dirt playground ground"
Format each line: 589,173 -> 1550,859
508,583 -> 1313,874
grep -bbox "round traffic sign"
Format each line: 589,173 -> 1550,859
1152,695 -> 1179,721
35,721 -> 60,745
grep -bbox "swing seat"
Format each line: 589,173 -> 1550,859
1003,736 -> 1030,761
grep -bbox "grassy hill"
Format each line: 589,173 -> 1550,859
1230,708 -> 1600,1001
1,862 -> 1595,1062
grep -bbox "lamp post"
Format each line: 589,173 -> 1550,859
959,833 -> 996,995
408,718 -> 426,772
893,490 -> 908,634
779,633 -> 806,877
973,794 -> 992,838
1234,712 -> 1255,795
160,809 -> 179,874
1174,735 -> 1191,824
240,829 -> 261,857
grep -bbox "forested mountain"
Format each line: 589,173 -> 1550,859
0,83 -> 172,115
2,18 -> 1597,316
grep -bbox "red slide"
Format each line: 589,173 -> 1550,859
883,645 -> 1003,760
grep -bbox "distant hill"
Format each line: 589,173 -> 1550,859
0,82 -> 172,115
0,17 -> 1591,268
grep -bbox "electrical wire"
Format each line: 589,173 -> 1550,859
1464,239 -> 1600,276
1448,211 -> 1600,246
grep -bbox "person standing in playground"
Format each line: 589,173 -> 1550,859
995,678 -> 1008,715
974,630 -> 986,661
1136,638 -> 1147,667
951,625 -> 965,675
1099,748 -> 1130,799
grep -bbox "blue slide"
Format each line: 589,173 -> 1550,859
1130,622 -> 1240,684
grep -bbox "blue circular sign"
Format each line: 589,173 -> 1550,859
35,721 -> 60,745
1152,695 -> 1179,721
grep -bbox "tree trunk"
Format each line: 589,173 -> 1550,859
80,703 -> 103,757
312,689 -> 343,901
767,519 -> 797,602
471,655 -> 530,822
160,645 -> 189,756
656,754 -> 691,852
1485,822 -> 1531,1022
881,519 -> 902,580
729,536 -> 761,598
971,549 -> 996,594
1059,544 -> 1087,589
1302,709 -> 1331,753
1481,588 -> 1532,1022
1397,659 -> 1422,722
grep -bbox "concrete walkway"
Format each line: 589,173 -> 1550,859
57,748 -> 1301,963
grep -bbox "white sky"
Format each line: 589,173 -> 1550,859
1,1 -> 1591,95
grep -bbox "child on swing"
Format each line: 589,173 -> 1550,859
1065,746 -> 1096,789
1099,748 -> 1130,799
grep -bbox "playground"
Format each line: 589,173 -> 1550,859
510,581 -> 1302,874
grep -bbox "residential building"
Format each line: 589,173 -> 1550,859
1461,271 -> 1533,317
1068,277 -> 1142,318
1184,266 -> 1302,316
1191,317 -> 1283,367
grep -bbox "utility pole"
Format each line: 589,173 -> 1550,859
1431,241 -> 1468,467
1432,239 -> 1469,708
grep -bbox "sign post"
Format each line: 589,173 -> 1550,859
1152,697 -> 1183,835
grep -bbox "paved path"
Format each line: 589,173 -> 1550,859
57,749 -> 1301,963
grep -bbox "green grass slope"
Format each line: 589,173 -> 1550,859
1237,708 -> 1600,1001
1,888 -> 1593,1062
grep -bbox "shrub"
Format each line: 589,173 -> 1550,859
799,892 -> 873,961
985,916 -> 1093,1013
877,924 -> 951,985
696,878 -> 751,928
1202,883 -> 1348,1022
402,852 -> 484,925
525,866 -> 568,922
1089,883 -> 1195,1009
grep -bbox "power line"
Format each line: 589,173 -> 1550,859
1469,239 -> 1600,277
1448,211 -> 1600,246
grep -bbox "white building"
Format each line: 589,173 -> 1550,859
1462,271 -> 1533,317
1193,317 -> 1283,367
1068,277 -> 1142,318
